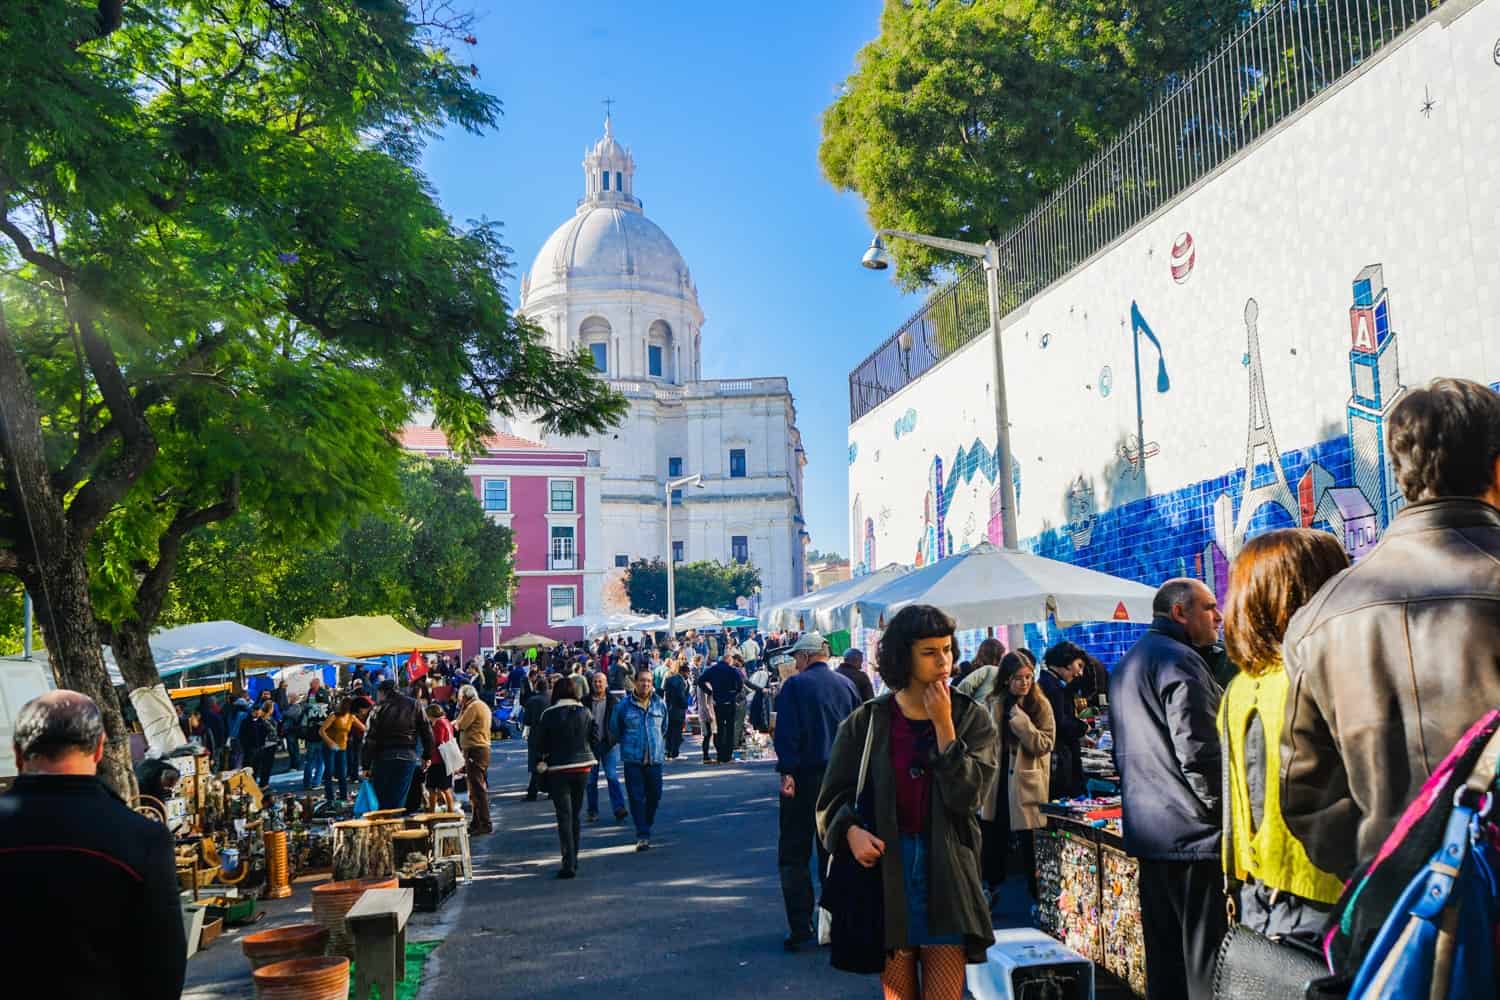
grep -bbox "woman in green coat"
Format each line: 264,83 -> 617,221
816,604 -> 999,999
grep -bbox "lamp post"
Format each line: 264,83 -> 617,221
863,231 -> 1020,649
665,473 -> 704,636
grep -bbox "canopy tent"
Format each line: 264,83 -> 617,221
292,615 -> 462,659
555,610 -> 655,636
760,563 -> 906,632
497,632 -> 560,649
102,620 -> 360,684
722,615 -> 758,628
672,607 -> 732,631
850,543 -> 1157,631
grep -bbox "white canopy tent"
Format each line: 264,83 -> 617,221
759,564 -> 907,631
672,607 -> 732,631
556,610 -> 656,637
849,543 -> 1157,631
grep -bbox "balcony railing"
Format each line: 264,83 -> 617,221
849,0 -> 1444,422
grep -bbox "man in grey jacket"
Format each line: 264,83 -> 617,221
1110,578 -> 1224,1000
1282,378 -> 1500,878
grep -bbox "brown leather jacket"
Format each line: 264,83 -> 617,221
1280,499 -> 1500,878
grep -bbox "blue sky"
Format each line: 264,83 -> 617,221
419,0 -> 922,558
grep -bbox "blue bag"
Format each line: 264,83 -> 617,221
352,779 -> 380,818
1345,722 -> 1500,999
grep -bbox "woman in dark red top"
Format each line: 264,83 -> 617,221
816,605 -> 998,999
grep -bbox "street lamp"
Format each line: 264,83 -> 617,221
665,473 -> 704,636
861,228 -> 1021,648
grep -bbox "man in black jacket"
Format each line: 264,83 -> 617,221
0,691 -> 186,999
363,680 -> 434,811
662,661 -> 691,759
696,656 -> 745,763
835,647 -> 875,703
1111,578 -> 1225,1000
522,675 -> 553,801
1039,642 -> 1088,799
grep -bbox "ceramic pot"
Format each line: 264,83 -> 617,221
241,922 -> 329,970
252,956 -> 349,1000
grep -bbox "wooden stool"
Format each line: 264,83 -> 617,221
331,820 -> 373,881
366,818 -> 406,877
390,829 -> 429,870
344,888 -> 412,1000
429,819 -> 472,882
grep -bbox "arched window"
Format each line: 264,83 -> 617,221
602,172 -> 610,191
580,316 -> 612,374
647,320 -> 672,379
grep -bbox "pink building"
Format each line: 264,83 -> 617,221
402,427 -> 603,659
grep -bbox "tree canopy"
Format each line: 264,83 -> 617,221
0,1 -> 625,792
625,559 -> 762,618
820,0 -> 1248,287
166,455 -> 514,636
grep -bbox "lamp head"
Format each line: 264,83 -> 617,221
861,235 -> 890,271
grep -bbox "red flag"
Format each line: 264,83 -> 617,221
406,650 -> 428,680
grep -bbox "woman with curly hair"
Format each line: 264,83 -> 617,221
817,604 -> 998,1000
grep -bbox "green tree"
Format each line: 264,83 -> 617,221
166,455 -> 514,636
625,559 -> 762,617
0,2 -> 624,792
820,0 -> 1247,287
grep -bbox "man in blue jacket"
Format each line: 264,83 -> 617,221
610,666 -> 669,851
773,632 -> 860,951
1110,578 -> 1225,1000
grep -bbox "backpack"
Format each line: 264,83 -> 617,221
1311,707 -> 1500,999
302,699 -> 330,740
749,687 -> 772,734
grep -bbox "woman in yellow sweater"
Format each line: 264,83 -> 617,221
1221,528 -> 1348,944
319,699 -> 366,805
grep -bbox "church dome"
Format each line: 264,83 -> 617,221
522,116 -> 697,306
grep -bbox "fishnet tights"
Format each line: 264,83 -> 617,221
881,945 -> 966,1000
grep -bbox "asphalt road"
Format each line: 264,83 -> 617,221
420,734 -> 878,999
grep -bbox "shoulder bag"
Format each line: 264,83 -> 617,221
1211,707 -> 1328,999
819,707 -> 887,974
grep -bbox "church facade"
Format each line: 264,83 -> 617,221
511,118 -> 808,614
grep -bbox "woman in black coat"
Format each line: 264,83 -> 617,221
530,675 -> 597,878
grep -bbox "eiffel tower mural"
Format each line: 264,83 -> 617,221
1212,298 -> 1299,559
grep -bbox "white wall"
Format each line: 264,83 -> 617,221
848,2 -> 1500,659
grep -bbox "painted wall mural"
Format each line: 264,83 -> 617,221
847,5 -> 1500,664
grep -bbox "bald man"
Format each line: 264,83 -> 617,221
0,691 -> 186,999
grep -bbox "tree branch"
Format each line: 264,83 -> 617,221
0,214 -> 74,281
133,476 -> 240,625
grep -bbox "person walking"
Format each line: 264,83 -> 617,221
773,631 -> 860,951
610,665 -> 669,850
242,702 -> 278,790
697,656 -> 745,764
662,659 -> 691,760
739,632 -> 761,673
423,704 -> 458,813
523,674 -> 553,802
1110,578 -> 1226,1000
1038,642 -> 1089,799
1221,528 -> 1349,944
301,691 -> 330,791
531,675 -> 597,878
363,680 -> 434,811
454,684 -> 493,835
1282,378 -> 1500,878
582,672 -> 626,822
977,652 -> 1054,903
319,698 -> 365,805
816,605 -> 998,999
836,647 -> 876,703
282,694 -> 304,771
0,692 -> 187,999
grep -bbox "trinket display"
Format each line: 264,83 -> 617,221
1100,845 -> 1147,996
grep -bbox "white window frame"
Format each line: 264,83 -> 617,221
548,477 -> 576,513
614,553 -> 629,568
481,477 -> 510,513
589,342 -> 608,374
731,534 -> 750,565
488,606 -> 510,626
729,448 -> 747,479
548,585 -> 577,623
549,524 -> 577,570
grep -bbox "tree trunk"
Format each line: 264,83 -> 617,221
111,620 -> 188,753
0,304 -> 135,796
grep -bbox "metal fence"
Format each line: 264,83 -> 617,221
849,0 -> 1443,422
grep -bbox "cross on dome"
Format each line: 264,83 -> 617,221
583,112 -> 638,210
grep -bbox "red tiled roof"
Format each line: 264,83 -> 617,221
399,425 -> 545,451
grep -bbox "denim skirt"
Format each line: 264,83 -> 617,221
900,832 -> 963,947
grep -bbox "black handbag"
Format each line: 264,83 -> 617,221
821,713 -> 887,974
1210,711 -> 1329,1000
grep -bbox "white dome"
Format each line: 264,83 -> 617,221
524,204 -> 694,303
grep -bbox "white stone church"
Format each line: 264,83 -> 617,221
509,117 -> 808,613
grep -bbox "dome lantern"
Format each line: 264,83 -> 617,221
582,114 -> 639,210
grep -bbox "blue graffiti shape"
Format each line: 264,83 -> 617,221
894,408 -> 918,439
1131,301 -> 1171,393
848,442 -> 859,466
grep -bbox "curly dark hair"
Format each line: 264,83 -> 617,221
1388,378 -> 1500,504
876,604 -> 956,690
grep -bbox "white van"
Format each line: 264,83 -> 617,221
0,655 -> 56,780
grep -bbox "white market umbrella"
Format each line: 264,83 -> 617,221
810,564 -> 911,633
557,610 -> 654,636
673,607 -> 731,631
850,543 -> 1156,631
760,565 -> 906,631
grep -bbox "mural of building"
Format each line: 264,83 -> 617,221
846,5 -> 1500,665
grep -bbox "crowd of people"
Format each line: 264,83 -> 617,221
3,377 -> 1500,1000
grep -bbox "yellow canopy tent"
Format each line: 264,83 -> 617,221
292,615 -> 463,658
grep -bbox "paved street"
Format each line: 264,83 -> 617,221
422,735 -> 874,998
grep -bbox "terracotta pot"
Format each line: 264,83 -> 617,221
252,956 -> 349,1000
241,922 -> 329,970
311,877 -> 397,957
